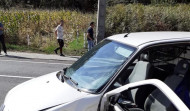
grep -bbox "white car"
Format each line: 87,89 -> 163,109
1,32 -> 190,111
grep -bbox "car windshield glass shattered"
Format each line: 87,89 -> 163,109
65,40 -> 136,92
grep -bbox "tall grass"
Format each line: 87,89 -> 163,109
0,9 -> 95,48
1,4 -> 190,55
106,4 -> 190,36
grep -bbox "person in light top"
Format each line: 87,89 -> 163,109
54,20 -> 64,56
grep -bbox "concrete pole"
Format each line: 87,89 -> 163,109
84,33 -> 86,48
96,0 -> 106,44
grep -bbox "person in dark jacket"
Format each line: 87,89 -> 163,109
0,22 -> 7,55
87,22 -> 95,51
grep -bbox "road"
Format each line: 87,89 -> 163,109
0,55 -> 75,105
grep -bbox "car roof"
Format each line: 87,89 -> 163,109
107,32 -> 190,47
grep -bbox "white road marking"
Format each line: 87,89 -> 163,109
0,75 -> 34,79
0,59 -> 72,65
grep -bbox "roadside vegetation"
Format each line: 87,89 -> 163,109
1,3 -> 190,55
106,4 -> 190,36
0,10 -> 95,55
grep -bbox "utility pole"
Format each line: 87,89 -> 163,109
96,0 -> 106,44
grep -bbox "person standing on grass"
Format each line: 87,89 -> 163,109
87,22 -> 95,51
0,22 -> 7,55
54,20 -> 65,56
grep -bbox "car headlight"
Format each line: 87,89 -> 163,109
0,104 -> 5,111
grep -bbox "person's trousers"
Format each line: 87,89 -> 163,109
0,34 -> 7,53
87,40 -> 94,51
55,39 -> 64,54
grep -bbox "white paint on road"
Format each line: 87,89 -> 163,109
0,59 -> 72,65
0,74 -> 34,79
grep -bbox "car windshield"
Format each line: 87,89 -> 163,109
65,40 -> 136,92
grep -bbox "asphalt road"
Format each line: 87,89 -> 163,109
0,56 -> 75,105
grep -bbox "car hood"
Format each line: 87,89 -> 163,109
4,71 -> 90,111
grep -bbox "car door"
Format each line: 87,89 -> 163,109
99,79 -> 190,111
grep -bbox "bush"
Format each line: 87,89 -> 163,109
0,9 -> 95,47
106,4 -> 190,36
106,0 -> 190,6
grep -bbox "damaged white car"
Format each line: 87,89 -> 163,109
1,32 -> 190,111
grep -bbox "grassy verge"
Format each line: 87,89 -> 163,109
0,9 -> 95,54
65,35 -> 87,55
6,34 -> 87,56
6,44 -> 39,52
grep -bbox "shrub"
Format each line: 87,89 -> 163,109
106,4 -> 190,36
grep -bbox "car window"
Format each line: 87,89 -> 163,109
65,40 -> 136,92
149,45 -> 186,63
108,43 -> 190,95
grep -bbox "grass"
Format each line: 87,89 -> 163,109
0,9 -> 95,55
6,34 -> 87,56
65,35 -> 87,55
38,36 -> 87,56
67,35 -> 85,50
6,44 -> 41,53
2,4 -> 190,55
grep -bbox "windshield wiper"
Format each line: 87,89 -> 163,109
70,77 -> 78,86
62,67 -> 80,90
68,77 -> 80,91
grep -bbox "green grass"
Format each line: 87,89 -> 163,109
6,34 -> 87,56
40,45 -> 57,54
6,44 -> 38,52
67,35 -> 85,50
65,35 -> 87,55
